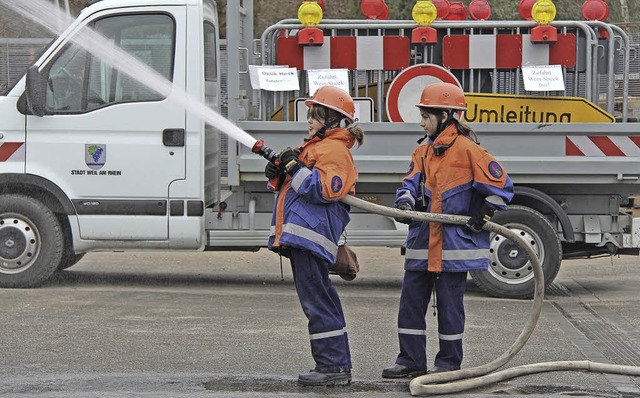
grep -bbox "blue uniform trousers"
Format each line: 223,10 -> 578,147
290,249 -> 352,373
395,270 -> 467,371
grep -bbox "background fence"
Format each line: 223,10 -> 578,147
4,25 -> 640,118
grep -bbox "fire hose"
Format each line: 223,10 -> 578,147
252,141 -> 640,394
340,194 -> 640,396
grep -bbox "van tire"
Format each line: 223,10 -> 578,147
0,194 -> 64,288
470,205 -> 562,299
57,252 -> 86,271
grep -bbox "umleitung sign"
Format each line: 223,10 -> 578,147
463,93 -> 615,123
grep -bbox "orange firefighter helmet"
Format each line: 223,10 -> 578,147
416,82 -> 467,111
305,86 -> 356,122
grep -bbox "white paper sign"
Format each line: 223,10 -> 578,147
249,65 -> 300,91
521,65 -> 565,92
307,69 -> 349,95
248,65 -> 262,89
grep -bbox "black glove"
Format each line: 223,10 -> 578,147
394,201 -> 413,225
264,161 -> 282,180
279,147 -> 302,176
464,202 -> 495,233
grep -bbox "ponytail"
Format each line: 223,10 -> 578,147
346,123 -> 365,147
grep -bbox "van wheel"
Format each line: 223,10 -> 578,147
0,195 -> 64,288
470,205 -> 562,299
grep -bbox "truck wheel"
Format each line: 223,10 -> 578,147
470,205 -> 562,299
57,252 -> 86,271
0,195 -> 64,288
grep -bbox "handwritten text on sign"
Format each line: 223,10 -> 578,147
521,65 -> 565,92
307,69 -> 349,95
249,66 -> 300,91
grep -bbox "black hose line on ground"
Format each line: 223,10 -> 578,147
341,195 -> 640,396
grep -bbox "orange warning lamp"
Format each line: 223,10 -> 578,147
411,0 -> 438,44
432,0 -> 450,20
298,1 -> 324,45
444,2 -> 467,20
361,0 -> 389,20
469,0 -> 491,20
530,0 -> 557,43
582,0 -> 609,39
518,0 -> 536,20
582,0 -> 608,21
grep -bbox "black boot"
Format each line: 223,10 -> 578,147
427,366 -> 451,374
381,364 -> 426,378
298,369 -> 352,386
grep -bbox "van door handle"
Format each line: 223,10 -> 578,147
618,173 -> 639,181
163,128 -> 185,147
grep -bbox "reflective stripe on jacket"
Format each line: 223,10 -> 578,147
396,124 -> 514,273
268,128 -> 357,264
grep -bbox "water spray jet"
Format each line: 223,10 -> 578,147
1,0 -> 258,150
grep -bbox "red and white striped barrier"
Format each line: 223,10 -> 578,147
276,35 -> 409,71
566,136 -> 640,156
443,34 -> 576,69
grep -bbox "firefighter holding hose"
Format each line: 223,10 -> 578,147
263,86 -> 364,386
382,82 -> 514,378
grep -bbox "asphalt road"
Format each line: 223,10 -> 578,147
1,248 -> 640,397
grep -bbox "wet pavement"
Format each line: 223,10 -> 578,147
0,248 -> 639,397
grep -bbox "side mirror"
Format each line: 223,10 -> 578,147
25,66 -> 45,117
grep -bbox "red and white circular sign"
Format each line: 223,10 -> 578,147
386,64 -> 462,123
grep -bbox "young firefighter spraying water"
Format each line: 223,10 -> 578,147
382,82 -> 514,379
262,86 -> 364,386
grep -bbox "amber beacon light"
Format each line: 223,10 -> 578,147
530,0 -> 557,43
411,0 -> 438,44
298,1 -> 324,45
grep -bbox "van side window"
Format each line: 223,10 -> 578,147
45,13 -> 175,113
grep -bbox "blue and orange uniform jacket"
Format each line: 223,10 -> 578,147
396,124 -> 514,273
268,128 -> 357,264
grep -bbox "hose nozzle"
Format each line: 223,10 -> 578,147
252,139 -> 279,164
252,139 -> 282,190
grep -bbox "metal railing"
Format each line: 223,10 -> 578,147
253,19 -> 632,122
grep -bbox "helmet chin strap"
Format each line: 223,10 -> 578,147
306,106 -> 342,141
